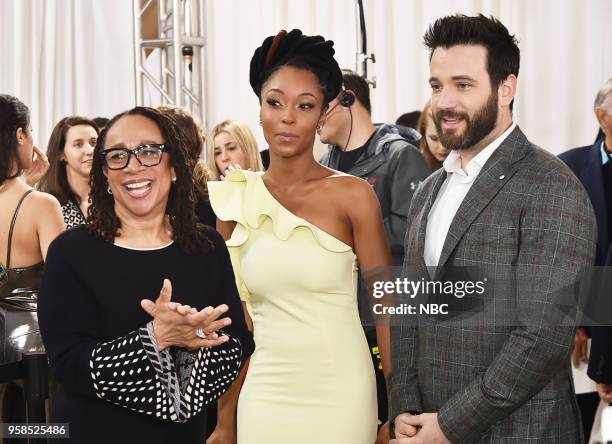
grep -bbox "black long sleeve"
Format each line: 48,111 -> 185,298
38,226 -> 253,443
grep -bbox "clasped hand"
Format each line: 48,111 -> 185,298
141,279 -> 232,352
390,413 -> 450,444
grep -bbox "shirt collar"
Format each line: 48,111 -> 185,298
600,140 -> 609,165
442,122 -> 517,178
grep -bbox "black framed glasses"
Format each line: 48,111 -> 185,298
100,144 -> 167,170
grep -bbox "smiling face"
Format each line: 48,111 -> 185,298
429,44 -> 500,151
260,65 -> 325,158
103,114 -> 174,221
61,124 -> 98,179
214,131 -> 247,173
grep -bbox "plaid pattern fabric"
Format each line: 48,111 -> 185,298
389,127 -> 597,443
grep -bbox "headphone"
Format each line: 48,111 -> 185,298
339,90 -> 356,108
325,89 -> 355,162
326,89 -> 356,116
319,88 -> 356,166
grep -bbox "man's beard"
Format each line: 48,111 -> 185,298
434,92 -> 498,151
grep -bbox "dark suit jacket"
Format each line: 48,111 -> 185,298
389,127 -> 597,443
560,139 -> 612,384
559,139 -> 608,266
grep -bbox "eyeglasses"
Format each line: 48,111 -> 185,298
100,144 -> 167,170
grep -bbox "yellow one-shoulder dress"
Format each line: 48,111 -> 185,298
208,170 -> 377,444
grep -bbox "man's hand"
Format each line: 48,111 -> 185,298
375,421 -> 390,444
572,327 -> 589,368
597,383 -> 612,403
390,413 -> 450,444
392,413 -> 419,439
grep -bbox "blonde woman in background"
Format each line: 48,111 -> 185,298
207,120 -> 264,180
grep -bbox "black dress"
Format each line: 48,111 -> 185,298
38,226 -> 254,444
0,189 -> 44,429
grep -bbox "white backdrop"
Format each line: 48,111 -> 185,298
1,0 -> 611,155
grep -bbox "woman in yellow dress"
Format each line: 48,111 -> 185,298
207,29 -> 392,444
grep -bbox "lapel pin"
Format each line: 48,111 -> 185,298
499,175 -> 505,180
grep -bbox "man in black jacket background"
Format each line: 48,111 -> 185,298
559,77 -> 612,441
319,72 -> 430,266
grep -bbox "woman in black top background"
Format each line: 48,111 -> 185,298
38,116 -> 100,229
38,106 -> 253,444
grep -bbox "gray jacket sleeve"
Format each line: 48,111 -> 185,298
384,144 -> 431,259
388,186 -> 428,429
436,169 -> 597,442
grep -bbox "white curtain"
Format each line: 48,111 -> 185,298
203,0 -> 612,154
0,0 -> 134,149
1,0 -> 610,155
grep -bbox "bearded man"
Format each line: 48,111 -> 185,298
388,14 -> 597,444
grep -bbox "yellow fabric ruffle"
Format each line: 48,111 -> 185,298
207,169 -> 352,253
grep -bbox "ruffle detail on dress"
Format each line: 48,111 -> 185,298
207,170 -> 352,253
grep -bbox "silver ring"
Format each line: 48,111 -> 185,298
195,328 -> 207,339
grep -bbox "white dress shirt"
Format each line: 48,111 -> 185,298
424,123 -> 517,267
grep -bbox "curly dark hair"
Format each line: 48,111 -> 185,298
87,106 -> 212,255
249,29 -> 343,107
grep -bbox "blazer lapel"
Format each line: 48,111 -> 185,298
417,171 -> 447,259
404,169 -> 447,281
435,127 -> 529,270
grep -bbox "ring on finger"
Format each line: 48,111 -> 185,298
195,328 -> 207,339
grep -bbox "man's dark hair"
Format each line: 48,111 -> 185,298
396,111 -> 421,129
93,117 -> 109,130
342,72 -> 371,114
424,14 -> 520,107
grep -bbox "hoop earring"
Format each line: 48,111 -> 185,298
107,185 -> 112,195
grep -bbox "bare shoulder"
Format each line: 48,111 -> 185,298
22,191 -> 63,225
322,174 -> 379,210
26,190 -> 62,211
325,173 -> 375,194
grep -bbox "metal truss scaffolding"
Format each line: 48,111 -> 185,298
132,0 -> 207,125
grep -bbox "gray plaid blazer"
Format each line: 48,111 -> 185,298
389,126 -> 597,443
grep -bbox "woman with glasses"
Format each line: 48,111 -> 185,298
38,107 -> 254,444
0,94 -> 64,419
39,116 -> 99,229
